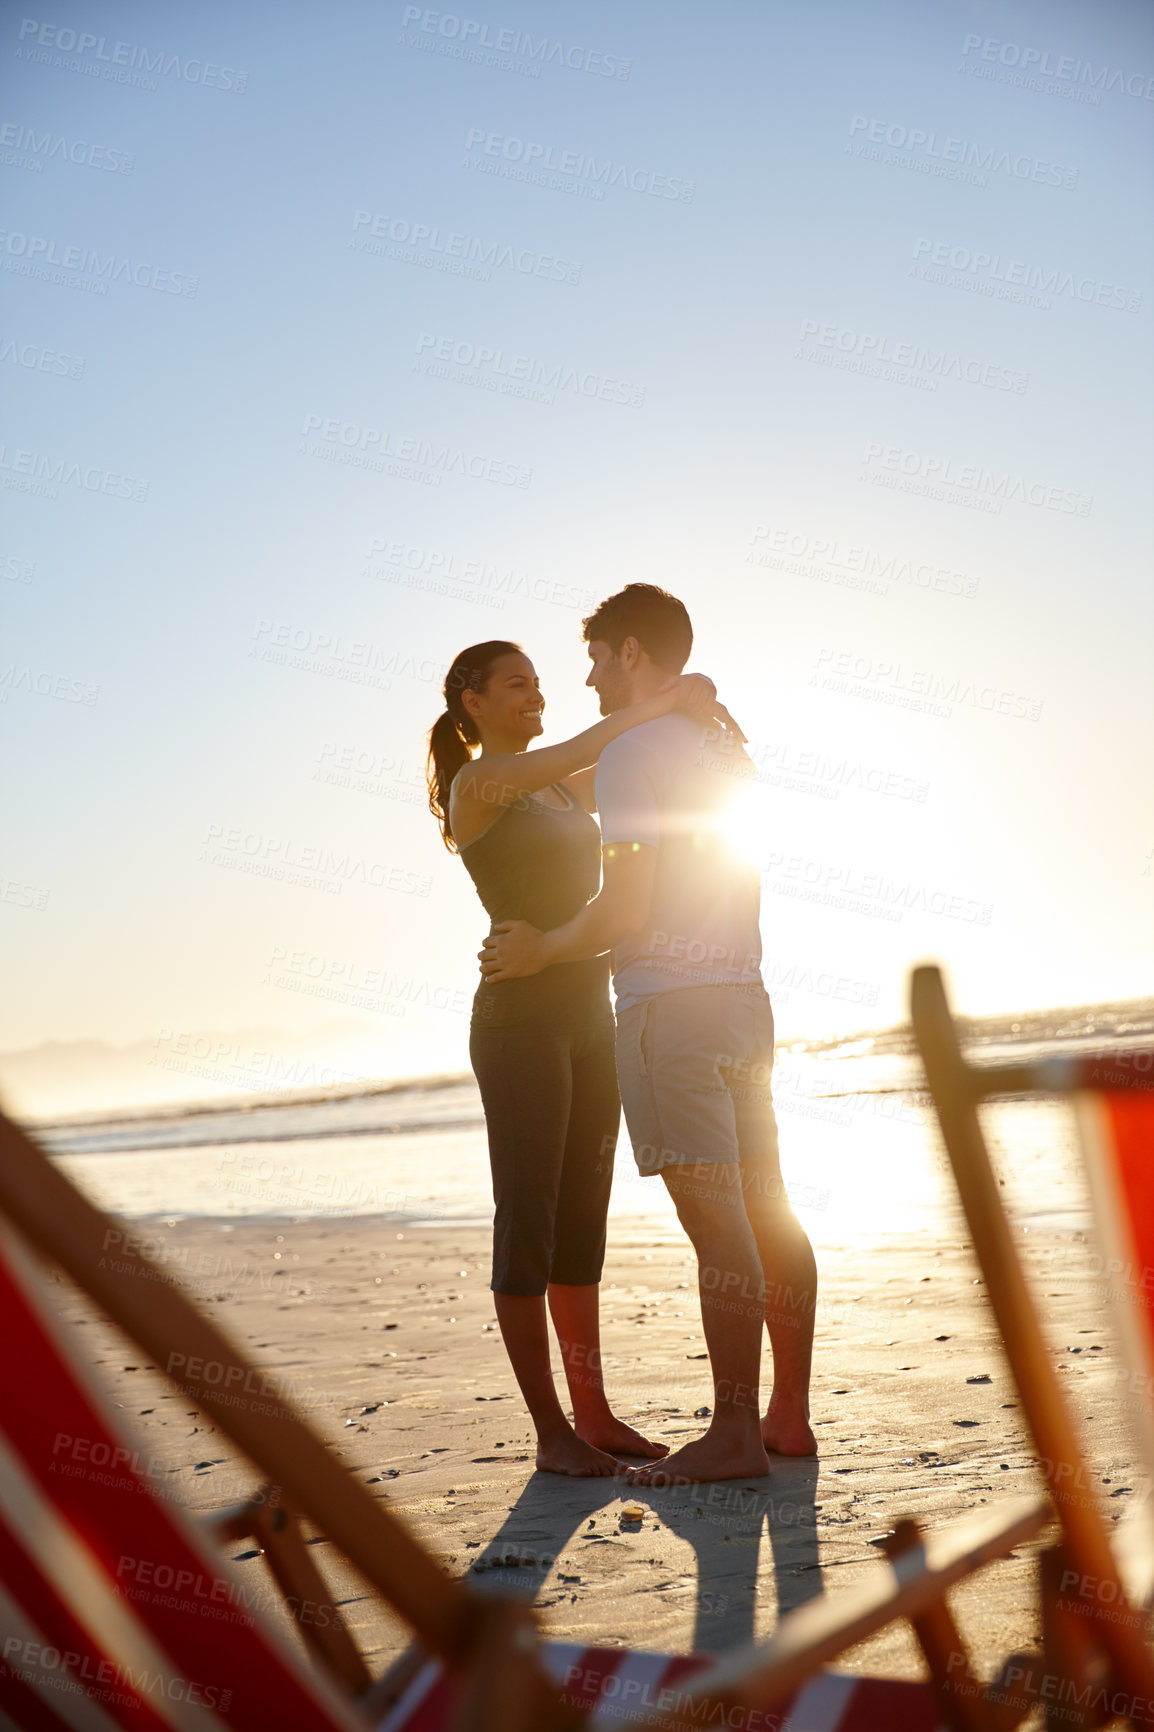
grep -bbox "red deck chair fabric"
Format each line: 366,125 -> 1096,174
0,1194 -> 950,1732
0,1066 -> 1052,1732
911,967 -> 1154,1717
377,1641 -> 944,1731
1075,1078 -> 1154,1491
0,1225 -> 365,1731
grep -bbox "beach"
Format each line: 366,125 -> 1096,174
33,1008 -> 1153,1682
53,1194 -> 1143,1681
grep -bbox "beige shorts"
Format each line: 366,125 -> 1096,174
615,984 -> 781,1173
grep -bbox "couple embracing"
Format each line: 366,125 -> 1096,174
425,584 -> 817,1484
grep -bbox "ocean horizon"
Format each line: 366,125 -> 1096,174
24,995 -> 1153,1247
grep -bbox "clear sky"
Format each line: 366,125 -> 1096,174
2,0 -> 1152,1107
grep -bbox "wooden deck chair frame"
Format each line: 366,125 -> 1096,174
0,1102 -> 578,1731
1,1098 -> 1054,1732
910,963 -> 1154,1725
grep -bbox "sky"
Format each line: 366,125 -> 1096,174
2,0 -> 1152,1112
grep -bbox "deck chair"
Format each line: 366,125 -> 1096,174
911,963 -> 1154,1726
0,1100 -> 1048,1731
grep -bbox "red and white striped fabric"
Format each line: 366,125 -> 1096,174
376,1642 -> 943,1730
1075,1077 -> 1154,1473
0,1225 -> 364,1731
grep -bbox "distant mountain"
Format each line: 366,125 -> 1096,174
0,1021 -> 408,1122
7,996 -> 1152,1126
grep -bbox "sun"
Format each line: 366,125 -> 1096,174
717,771 -> 776,868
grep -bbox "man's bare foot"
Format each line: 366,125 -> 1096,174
535,1431 -> 624,1477
761,1396 -> 817,1456
625,1430 -> 770,1486
576,1416 -> 669,1460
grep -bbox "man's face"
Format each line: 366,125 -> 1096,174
585,639 -> 631,715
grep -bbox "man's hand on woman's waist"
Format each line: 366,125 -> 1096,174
480,843 -> 656,982
479,920 -> 549,982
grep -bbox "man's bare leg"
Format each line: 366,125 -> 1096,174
628,1162 -> 770,1485
742,1167 -> 818,1455
547,1282 -> 668,1459
492,1292 -> 621,1476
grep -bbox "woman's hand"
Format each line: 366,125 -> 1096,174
660,673 -> 747,741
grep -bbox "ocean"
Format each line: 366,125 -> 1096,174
30,999 -> 1154,1247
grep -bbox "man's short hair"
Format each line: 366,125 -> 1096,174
582,583 -> 693,673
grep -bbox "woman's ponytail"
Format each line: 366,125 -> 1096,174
426,710 -> 472,849
426,641 -> 521,850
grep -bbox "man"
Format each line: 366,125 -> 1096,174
481,584 -> 817,1483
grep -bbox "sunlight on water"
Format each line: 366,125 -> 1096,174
49,1076 -> 1086,1252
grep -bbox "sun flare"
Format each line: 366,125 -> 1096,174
718,774 -> 777,868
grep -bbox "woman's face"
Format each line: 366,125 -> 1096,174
472,652 -> 545,743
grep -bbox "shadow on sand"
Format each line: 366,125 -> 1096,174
468,1453 -> 822,1652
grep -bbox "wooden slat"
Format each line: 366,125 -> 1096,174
249,1496 -> 373,1696
881,1519 -> 991,1732
631,1497 -> 1051,1729
909,966 -> 1154,1708
0,1108 -> 477,1672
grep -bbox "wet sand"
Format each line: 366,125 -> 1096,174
58,1211 -> 1143,1681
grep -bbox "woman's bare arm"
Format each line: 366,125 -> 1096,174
450,675 -> 737,837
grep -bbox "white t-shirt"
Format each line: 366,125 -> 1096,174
595,715 -> 764,1014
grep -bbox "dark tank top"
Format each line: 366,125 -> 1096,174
460,782 -> 611,1029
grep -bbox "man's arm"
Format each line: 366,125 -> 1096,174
478,843 -> 655,982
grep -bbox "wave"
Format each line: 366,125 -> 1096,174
30,995 -> 1154,1160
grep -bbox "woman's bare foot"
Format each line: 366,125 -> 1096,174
535,1430 -> 624,1477
576,1416 -> 669,1460
626,1429 -> 770,1486
761,1395 -> 817,1456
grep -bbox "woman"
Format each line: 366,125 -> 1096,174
427,639 -> 730,1476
